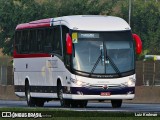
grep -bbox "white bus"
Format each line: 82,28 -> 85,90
13,15 -> 142,108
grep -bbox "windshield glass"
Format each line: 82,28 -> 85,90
72,31 -> 134,76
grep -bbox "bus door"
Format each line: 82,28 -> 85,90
45,25 -> 62,87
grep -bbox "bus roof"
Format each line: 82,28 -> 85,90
16,15 -> 131,31
16,18 -> 51,30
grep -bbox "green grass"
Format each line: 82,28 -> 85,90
0,108 -> 159,120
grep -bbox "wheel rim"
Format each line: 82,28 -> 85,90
59,86 -> 64,106
27,89 -> 31,104
25,85 -> 31,105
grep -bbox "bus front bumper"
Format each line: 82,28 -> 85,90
63,86 -> 135,100
63,94 -> 135,100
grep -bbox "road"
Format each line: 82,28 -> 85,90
0,100 -> 160,112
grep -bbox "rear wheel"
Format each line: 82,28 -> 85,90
34,99 -> 45,107
71,100 -> 88,108
57,82 -> 70,107
111,100 -> 122,108
25,82 -> 36,107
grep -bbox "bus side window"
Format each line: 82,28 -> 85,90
53,26 -> 62,55
44,28 -> 52,53
61,26 -> 70,68
21,30 -> 29,54
37,29 -> 43,53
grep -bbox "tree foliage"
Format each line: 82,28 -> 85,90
0,0 -> 160,59
119,0 -> 160,57
0,0 -> 46,55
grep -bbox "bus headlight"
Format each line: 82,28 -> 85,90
127,79 -> 134,86
122,78 -> 135,87
127,78 -> 135,87
70,78 -> 90,87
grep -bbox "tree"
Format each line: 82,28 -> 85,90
119,0 -> 160,59
0,0 -> 46,55
0,0 -> 15,55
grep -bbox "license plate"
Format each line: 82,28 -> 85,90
100,92 -> 110,96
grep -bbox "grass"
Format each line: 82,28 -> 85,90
0,108 -> 160,120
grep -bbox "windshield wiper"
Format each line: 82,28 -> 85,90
89,54 -> 102,77
106,55 -> 122,77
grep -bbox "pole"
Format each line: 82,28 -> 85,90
129,0 -> 131,25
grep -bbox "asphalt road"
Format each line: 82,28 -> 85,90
0,100 -> 160,112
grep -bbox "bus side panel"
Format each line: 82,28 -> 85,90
14,58 -> 25,97
14,57 -> 58,98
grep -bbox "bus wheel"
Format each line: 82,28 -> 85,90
71,100 -> 78,108
79,100 -> 88,108
25,83 -> 35,107
57,83 -> 70,107
111,100 -> 122,108
71,100 -> 88,108
35,99 -> 45,107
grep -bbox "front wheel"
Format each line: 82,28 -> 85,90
111,100 -> 122,108
57,82 -> 70,107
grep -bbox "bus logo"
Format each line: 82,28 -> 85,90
103,85 -> 108,90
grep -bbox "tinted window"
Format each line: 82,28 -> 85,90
53,26 -> 62,55
21,30 -> 29,53
15,26 -> 63,55
61,26 -> 70,66
29,30 -> 37,53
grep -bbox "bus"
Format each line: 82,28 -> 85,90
13,15 -> 142,108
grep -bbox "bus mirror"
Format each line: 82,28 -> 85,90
132,34 -> 142,54
66,33 -> 72,55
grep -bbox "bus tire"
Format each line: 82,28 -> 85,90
111,99 -> 122,108
71,100 -> 88,108
79,100 -> 88,108
71,100 -> 78,108
57,82 -> 70,107
25,82 -> 36,107
35,99 -> 45,107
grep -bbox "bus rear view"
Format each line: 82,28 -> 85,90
14,15 -> 142,108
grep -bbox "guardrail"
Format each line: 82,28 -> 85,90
0,57 -> 13,85
136,61 -> 160,86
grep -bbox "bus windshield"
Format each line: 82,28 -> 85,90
72,31 -> 134,77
